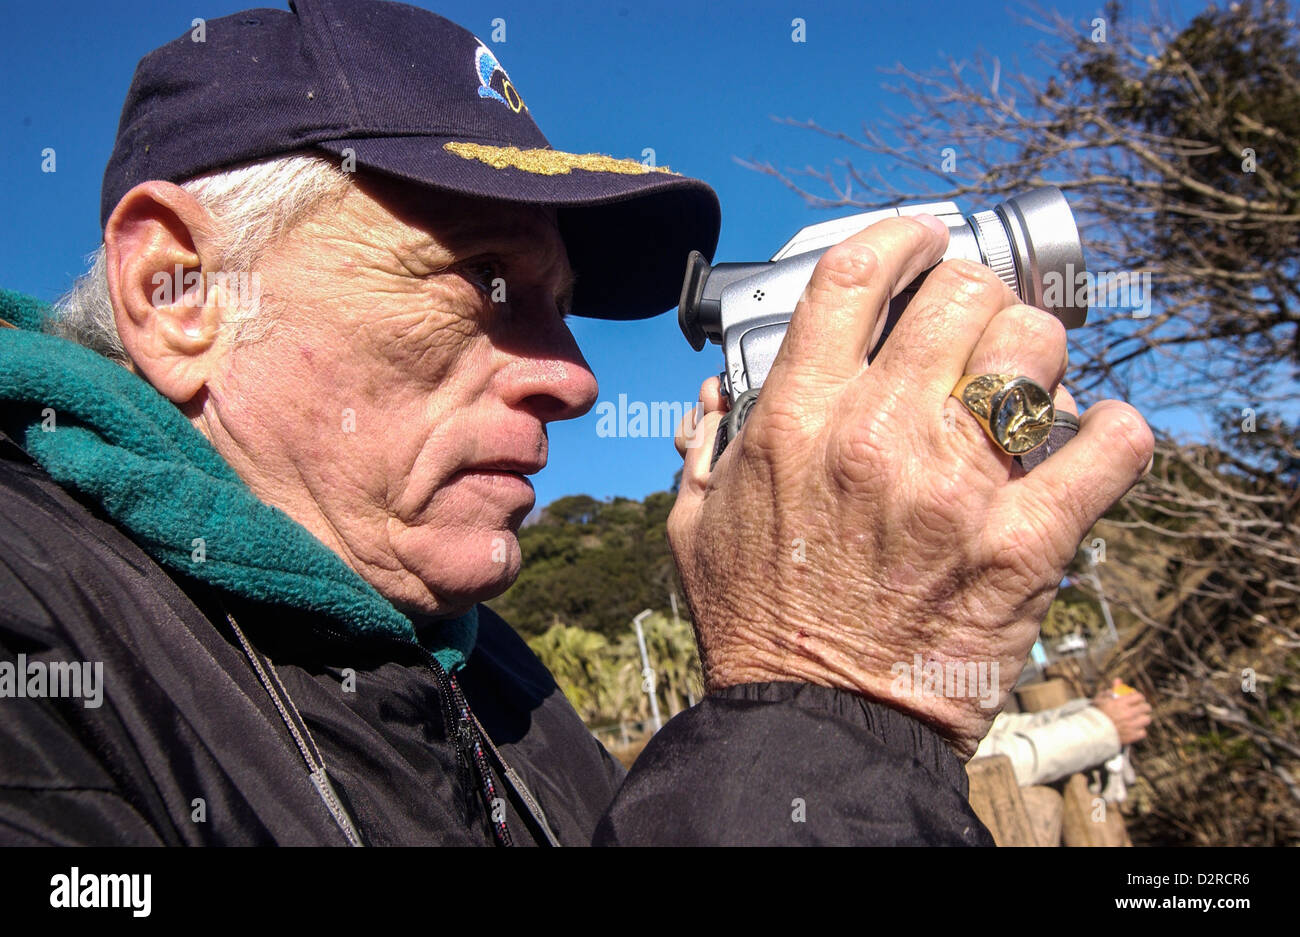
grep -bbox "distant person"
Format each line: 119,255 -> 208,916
974,679 -> 1152,790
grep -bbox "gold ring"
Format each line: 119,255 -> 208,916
951,373 -> 1055,455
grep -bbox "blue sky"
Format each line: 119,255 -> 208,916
1,0 -> 1219,509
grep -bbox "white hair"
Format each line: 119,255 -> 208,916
49,151 -> 352,364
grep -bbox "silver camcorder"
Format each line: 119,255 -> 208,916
678,186 -> 1088,461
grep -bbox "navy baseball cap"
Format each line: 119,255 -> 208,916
100,0 -> 721,320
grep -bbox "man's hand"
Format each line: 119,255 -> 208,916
669,215 -> 1154,759
1094,680 -> 1153,744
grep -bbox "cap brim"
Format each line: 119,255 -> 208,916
314,137 -> 720,321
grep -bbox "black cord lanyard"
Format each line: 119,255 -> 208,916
225,608 -> 560,846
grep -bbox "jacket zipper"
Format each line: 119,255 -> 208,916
306,622 -> 560,846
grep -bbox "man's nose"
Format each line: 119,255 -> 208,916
498,315 -> 599,423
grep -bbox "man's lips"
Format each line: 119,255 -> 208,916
461,458 -> 546,476
453,459 -> 545,495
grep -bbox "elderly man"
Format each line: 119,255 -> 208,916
0,0 -> 1152,846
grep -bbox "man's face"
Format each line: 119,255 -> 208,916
198,175 -> 598,618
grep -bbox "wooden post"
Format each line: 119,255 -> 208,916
967,756 -> 1036,846
1020,786 -> 1064,847
1104,801 -> 1133,847
1061,773 -> 1129,846
1016,677 -> 1072,713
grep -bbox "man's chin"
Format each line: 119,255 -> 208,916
433,566 -> 520,611
390,531 -> 523,614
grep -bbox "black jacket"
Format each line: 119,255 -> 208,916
0,432 -> 992,846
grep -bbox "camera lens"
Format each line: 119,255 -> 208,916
993,187 -> 1088,329
968,209 -> 1022,298
937,188 -> 1087,329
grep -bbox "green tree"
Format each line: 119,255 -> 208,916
489,493 -> 681,638
526,623 -> 613,724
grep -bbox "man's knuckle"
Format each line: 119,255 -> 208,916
831,424 -> 893,490
1008,305 -> 1068,350
1103,405 -> 1154,467
814,240 -> 882,292
932,258 -> 1005,297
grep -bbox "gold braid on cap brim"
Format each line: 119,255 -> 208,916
443,142 -> 677,176
951,373 -> 1055,456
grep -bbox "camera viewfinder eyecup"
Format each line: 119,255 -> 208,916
679,250 -> 712,351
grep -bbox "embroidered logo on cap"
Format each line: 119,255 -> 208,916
474,41 -> 526,113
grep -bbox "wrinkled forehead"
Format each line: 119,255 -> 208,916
354,171 -> 565,258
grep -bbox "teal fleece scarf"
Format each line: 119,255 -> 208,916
0,288 -> 476,671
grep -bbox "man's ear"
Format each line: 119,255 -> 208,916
104,181 -> 232,407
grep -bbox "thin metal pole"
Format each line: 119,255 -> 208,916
633,609 -> 662,732
1088,550 -> 1119,646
